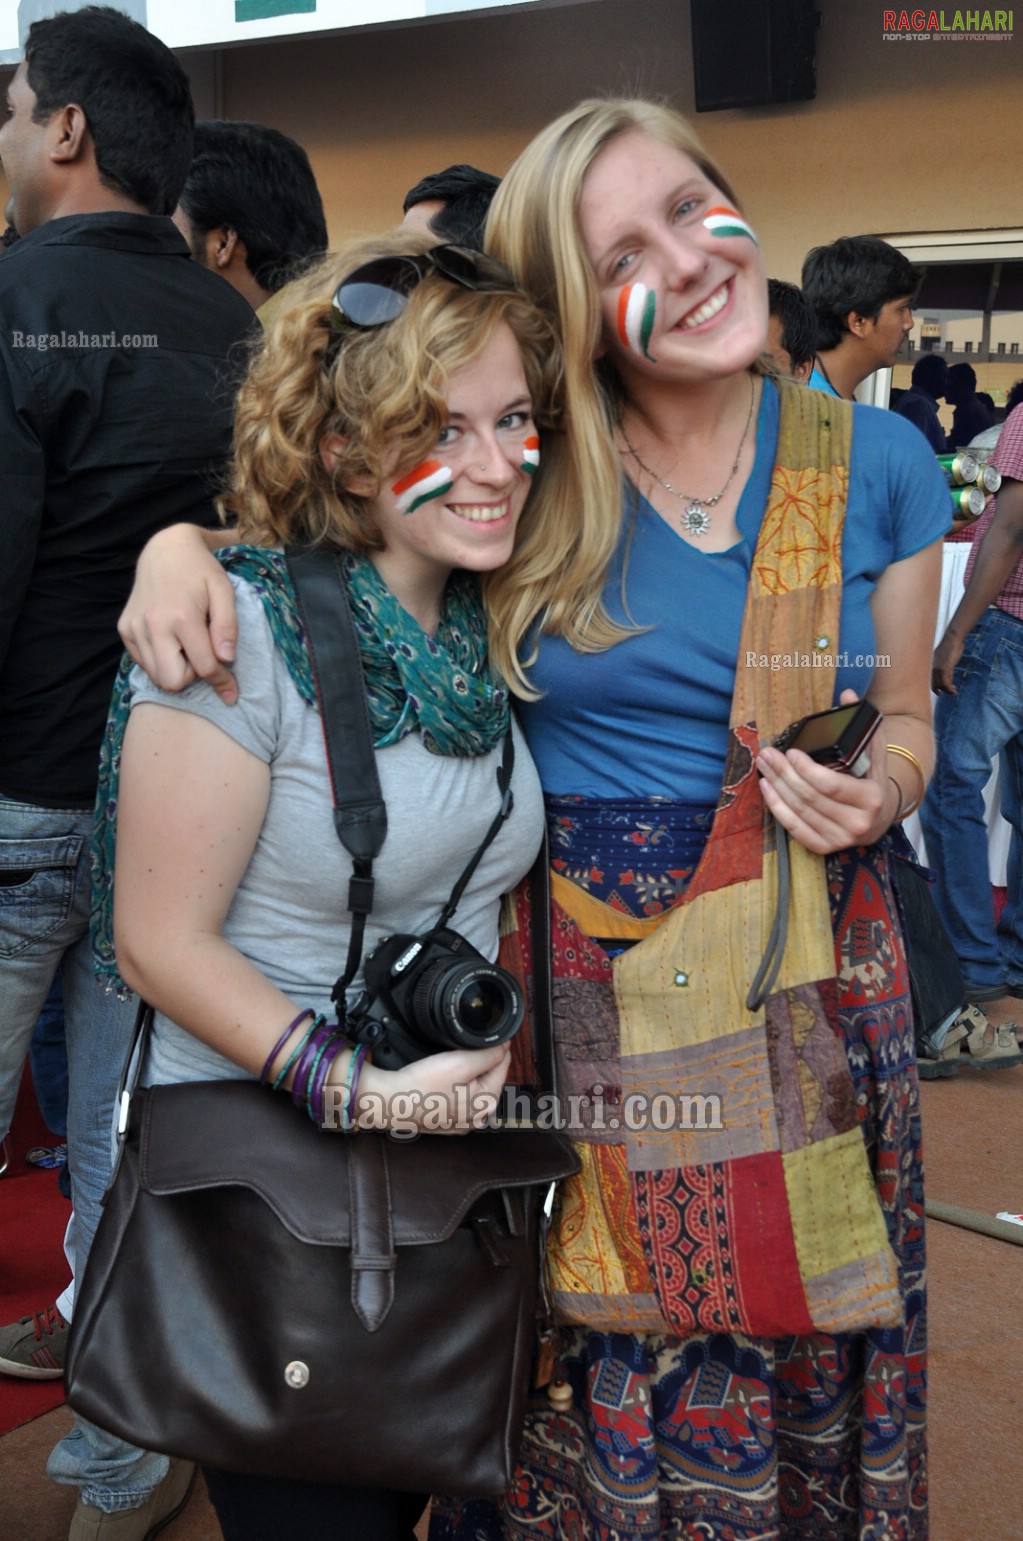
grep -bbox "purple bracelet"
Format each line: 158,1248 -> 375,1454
260,1008 -> 315,1085
306,1034 -> 347,1127
341,1043 -> 369,1133
289,1018 -> 337,1112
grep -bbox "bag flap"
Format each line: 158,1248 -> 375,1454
136,1080 -> 579,1245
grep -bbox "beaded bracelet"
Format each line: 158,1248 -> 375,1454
260,1007 -> 315,1085
304,1032 -> 347,1124
340,1043 -> 369,1133
271,1013 -> 323,1093
289,1018 -> 339,1112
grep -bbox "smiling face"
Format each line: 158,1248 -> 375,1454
359,321 -> 536,621
577,129 -> 768,388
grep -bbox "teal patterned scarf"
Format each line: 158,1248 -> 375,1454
93,544 -> 509,992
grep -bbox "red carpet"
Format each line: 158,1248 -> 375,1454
0,1069 -> 70,1436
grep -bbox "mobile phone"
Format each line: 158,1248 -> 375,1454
773,700 -> 881,777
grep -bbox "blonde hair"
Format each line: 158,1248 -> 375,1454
482,97 -> 752,693
221,229 -> 562,556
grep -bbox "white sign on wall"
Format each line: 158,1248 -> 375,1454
1,0 -> 542,64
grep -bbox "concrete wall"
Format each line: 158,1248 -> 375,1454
2,0 -> 1019,288
213,0 -> 1022,282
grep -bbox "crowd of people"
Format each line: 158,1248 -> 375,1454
0,6 -> 1020,1541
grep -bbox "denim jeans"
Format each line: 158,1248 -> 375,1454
0,795 -> 169,1511
919,606 -> 1023,996
30,971 -> 69,1135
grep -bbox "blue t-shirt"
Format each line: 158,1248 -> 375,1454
808,365 -> 840,396
518,379 -> 949,803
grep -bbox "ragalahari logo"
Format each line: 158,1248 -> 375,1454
883,8 -> 1014,37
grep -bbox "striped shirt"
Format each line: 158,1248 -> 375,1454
964,404 -> 1023,620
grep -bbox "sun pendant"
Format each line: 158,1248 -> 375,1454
680,501 -> 711,537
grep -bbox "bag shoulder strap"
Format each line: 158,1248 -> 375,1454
527,834 -> 557,1100
285,546 -> 387,864
286,545 -> 388,999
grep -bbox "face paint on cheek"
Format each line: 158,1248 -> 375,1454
615,284 -> 657,363
702,205 -> 759,246
520,435 -> 540,476
390,459 -> 453,516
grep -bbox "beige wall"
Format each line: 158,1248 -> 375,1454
2,0 -> 1019,288
213,0 -> 1022,283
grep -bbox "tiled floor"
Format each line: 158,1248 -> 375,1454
1,1068 -> 1020,1540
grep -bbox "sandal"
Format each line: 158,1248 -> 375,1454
917,1004 -> 1023,1078
917,1018 -> 969,1079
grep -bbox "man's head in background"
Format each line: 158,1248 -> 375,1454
401,164 -> 500,250
1,4 -> 193,235
765,279 -> 817,383
910,352 -> 948,401
173,121 -> 328,311
802,235 -> 919,390
944,362 -> 978,406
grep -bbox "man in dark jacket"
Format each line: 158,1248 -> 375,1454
0,9 -> 252,1537
945,362 -> 996,449
893,352 -> 948,453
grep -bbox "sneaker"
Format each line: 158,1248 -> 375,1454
68,1459 -> 196,1541
26,1141 -> 69,1170
0,1303 -> 69,1379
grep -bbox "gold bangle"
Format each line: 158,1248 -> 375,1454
886,743 -> 926,820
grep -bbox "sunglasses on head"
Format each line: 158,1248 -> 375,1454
331,244 -> 518,331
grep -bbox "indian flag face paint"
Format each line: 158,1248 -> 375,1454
520,435 -> 540,476
390,459 -> 453,516
702,205 -> 759,246
616,284 -> 657,363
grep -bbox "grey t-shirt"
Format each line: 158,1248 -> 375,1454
130,574 -> 544,1086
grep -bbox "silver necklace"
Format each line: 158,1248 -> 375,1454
620,377 -> 756,537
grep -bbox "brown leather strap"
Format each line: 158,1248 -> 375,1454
527,831 -> 556,1099
348,1137 -> 397,1331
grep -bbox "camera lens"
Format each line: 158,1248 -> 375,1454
452,974 -> 509,1035
413,960 -> 523,1050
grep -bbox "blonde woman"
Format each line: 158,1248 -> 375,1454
105,231 -> 558,1539
121,104 -> 947,1540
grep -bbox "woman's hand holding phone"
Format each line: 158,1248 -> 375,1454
755,690 -> 897,854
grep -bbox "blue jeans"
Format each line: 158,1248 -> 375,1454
0,795 -> 169,1511
919,607 -> 1023,996
30,972 -> 69,1135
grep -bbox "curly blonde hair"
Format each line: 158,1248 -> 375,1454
220,229 -> 563,556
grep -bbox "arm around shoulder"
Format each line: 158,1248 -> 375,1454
119,522 -> 242,702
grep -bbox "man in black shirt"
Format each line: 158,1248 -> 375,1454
172,119 -> 327,319
945,362 -> 996,450
893,352 -> 948,453
0,10 -> 252,1537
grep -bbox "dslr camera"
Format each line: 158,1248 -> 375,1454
345,925 -> 524,1070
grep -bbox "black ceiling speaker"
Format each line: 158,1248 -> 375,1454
691,0 -> 817,112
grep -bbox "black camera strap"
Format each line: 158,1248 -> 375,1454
287,546 -> 386,1005
285,546 -> 515,1010
436,731 -> 514,931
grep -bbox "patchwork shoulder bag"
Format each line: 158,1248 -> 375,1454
504,383 -> 905,1339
